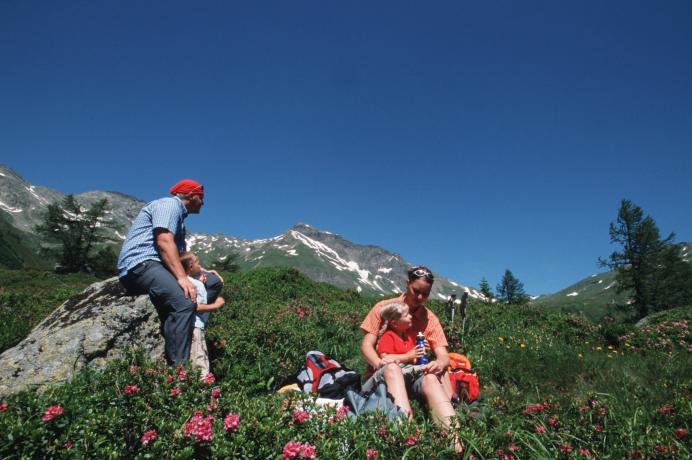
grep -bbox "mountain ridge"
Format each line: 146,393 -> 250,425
0,164 -> 480,299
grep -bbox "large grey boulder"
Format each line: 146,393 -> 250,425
0,278 -> 162,397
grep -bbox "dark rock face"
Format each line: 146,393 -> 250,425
0,278 -> 162,397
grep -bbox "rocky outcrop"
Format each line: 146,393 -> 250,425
0,278 -> 162,397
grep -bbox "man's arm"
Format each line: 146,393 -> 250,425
155,229 -> 197,301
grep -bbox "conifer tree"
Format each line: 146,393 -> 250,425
35,195 -> 117,274
479,277 -> 494,301
496,269 -> 528,304
599,199 -> 692,319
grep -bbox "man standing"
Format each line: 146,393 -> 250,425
117,179 -> 223,365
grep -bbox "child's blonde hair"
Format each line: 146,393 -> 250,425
180,251 -> 199,274
378,301 -> 409,337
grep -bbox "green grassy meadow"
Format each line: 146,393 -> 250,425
0,267 -> 689,458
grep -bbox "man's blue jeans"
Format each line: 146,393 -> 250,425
119,260 -> 223,365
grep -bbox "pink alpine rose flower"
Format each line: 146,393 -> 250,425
282,441 -> 302,460
224,412 -> 240,432
203,372 -> 215,385
404,435 -> 418,447
292,409 -> 310,424
140,429 -> 158,446
0,402 -> 8,411
211,387 -> 222,399
184,411 -> 214,443
299,443 -> 316,459
124,384 -> 140,395
42,405 -> 64,422
366,448 -> 378,459
170,387 -> 182,397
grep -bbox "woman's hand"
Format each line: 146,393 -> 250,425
423,359 -> 447,375
377,354 -> 398,368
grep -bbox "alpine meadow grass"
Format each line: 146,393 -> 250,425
0,267 -> 689,458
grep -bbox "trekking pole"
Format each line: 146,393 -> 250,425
460,292 -> 469,345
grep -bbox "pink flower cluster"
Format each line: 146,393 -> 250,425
292,409 -> 311,424
170,387 -> 182,397
203,372 -> 216,385
42,405 -> 64,422
282,441 -> 316,460
124,384 -> 140,395
184,411 -> 214,443
365,448 -> 378,459
140,429 -> 157,446
658,404 -> 675,416
211,387 -> 222,399
328,406 -> 349,425
523,402 -> 550,415
224,412 -> 240,432
129,364 -> 138,375
559,443 -> 573,454
0,402 -> 8,411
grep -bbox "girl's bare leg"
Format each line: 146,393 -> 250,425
382,364 -> 413,420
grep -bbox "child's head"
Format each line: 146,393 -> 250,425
180,251 -> 201,276
378,301 -> 412,336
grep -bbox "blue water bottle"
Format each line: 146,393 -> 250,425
416,332 -> 429,365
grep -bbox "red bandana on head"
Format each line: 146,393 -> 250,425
170,179 -> 204,196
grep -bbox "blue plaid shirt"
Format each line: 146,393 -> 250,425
117,196 -> 188,277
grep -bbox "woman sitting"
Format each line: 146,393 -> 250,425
360,266 -> 460,451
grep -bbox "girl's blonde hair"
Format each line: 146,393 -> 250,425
377,301 -> 408,337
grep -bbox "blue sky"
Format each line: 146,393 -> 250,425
2,1 -> 691,294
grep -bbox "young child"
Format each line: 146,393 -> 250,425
376,301 -> 425,377
180,251 -> 225,377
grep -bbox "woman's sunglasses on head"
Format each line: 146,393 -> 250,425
409,268 -> 434,281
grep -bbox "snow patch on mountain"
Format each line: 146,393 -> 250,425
0,200 -> 22,213
566,291 -> 579,297
378,267 -> 392,274
291,229 -> 380,290
26,186 -> 50,205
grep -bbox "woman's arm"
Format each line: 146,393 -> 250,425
196,296 -> 225,313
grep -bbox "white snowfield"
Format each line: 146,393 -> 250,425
566,291 -> 579,297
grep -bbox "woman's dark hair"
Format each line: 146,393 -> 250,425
407,265 -> 435,284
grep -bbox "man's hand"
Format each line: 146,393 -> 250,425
177,276 -> 197,302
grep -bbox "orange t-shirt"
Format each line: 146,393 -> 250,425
360,295 -> 449,351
